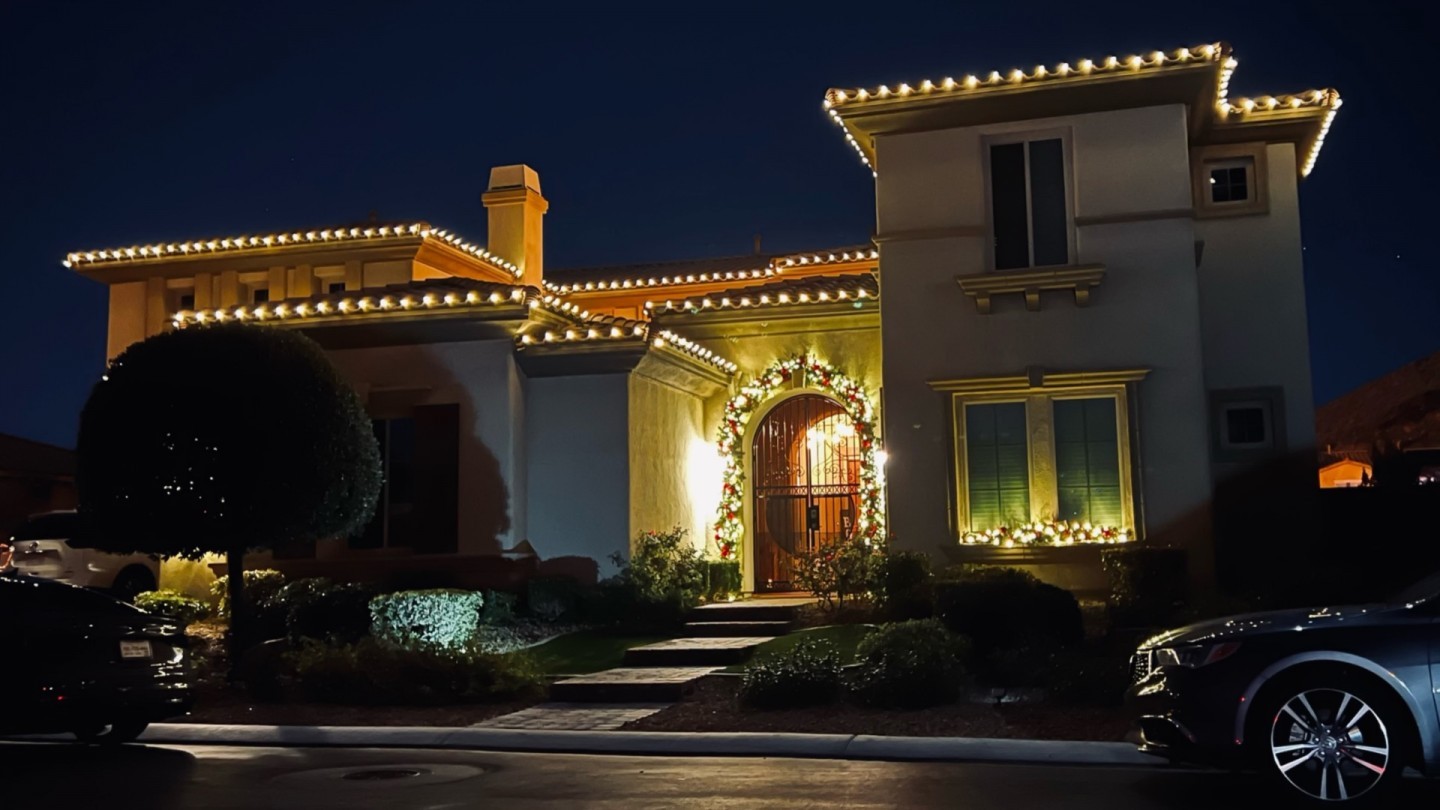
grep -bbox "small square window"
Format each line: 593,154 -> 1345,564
1224,405 -> 1269,446
1207,159 -> 1252,204
326,281 -> 346,295
178,293 -> 195,311
252,287 -> 270,304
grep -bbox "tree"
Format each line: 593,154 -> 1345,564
77,323 -> 382,671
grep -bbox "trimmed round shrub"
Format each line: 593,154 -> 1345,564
872,550 -> 932,618
526,577 -> 585,622
739,637 -> 843,709
370,589 -> 484,650
933,566 -> 1082,652
1101,546 -> 1189,628
287,638 -> 543,705
133,589 -> 210,623
848,619 -> 970,708
211,569 -> 286,619
280,578 -> 378,644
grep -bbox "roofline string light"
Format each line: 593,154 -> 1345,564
172,284 -> 530,327
517,321 -> 738,374
64,222 -> 520,278
645,280 -> 874,314
824,42 -> 1340,177
545,248 -> 880,296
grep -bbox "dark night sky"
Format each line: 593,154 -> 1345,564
2,1 -> 1437,448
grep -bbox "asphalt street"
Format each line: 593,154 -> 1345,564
4,742 -> 1438,808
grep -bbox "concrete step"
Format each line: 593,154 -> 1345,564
549,667 -> 717,703
682,620 -> 794,637
622,637 -> 775,667
689,603 -> 802,623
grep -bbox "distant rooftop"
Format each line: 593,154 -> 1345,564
0,433 -> 74,478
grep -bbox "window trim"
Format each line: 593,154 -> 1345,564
983,128 -> 1076,272
1192,143 -> 1269,218
1209,386 -> 1286,461
940,369 -> 1147,539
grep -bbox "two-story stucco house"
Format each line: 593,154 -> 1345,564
66,43 -> 1339,596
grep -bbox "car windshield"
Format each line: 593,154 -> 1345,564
1390,570 -> 1440,604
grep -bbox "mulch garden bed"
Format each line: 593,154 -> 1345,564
177,683 -> 540,727
621,676 -> 1132,740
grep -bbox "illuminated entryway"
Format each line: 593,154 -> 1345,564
751,394 -> 863,591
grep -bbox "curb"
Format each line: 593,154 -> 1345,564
136,723 -> 1162,767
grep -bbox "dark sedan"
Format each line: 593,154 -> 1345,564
1,573 -> 193,743
1127,571 -> 1440,804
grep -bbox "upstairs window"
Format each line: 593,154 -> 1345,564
989,136 -> 1070,270
251,287 -> 270,304
326,281 -> 346,295
1208,158 -> 1253,204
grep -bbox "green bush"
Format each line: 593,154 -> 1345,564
705,560 -> 742,602
370,589 -> 484,650
933,566 -> 1083,653
526,577 -> 585,622
211,569 -> 287,619
848,619 -> 970,708
794,535 -> 878,609
740,637 -> 842,709
872,550 -> 932,618
612,527 -> 706,607
287,637 -> 543,705
1101,546 -> 1189,628
481,590 -> 518,625
279,578 -> 377,644
133,589 -> 211,623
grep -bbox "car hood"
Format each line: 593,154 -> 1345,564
1139,603 -> 1404,649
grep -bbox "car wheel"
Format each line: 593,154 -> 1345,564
74,719 -> 150,745
111,567 -> 157,602
1261,680 -> 1406,804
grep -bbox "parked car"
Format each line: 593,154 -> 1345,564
1127,570 -> 1440,804
8,510 -> 158,600
1,573 -> 193,743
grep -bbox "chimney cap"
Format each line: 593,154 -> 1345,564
487,164 -> 541,195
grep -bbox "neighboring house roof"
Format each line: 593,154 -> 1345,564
63,221 -> 520,279
0,433 -> 75,478
1317,350 -> 1440,461
824,42 -> 1341,178
545,245 -> 876,294
647,271 -> 879,315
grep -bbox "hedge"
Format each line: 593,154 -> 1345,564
370,589 -> 484,650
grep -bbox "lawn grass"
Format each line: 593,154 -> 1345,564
522,629 -> 667,675
723,624 -> 875,673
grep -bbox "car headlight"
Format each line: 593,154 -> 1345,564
1153,641 -> 1242,668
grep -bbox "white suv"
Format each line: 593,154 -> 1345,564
8,511 -> 159,601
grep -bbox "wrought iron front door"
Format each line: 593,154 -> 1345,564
751,394 -> 861,591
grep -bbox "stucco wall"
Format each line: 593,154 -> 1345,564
525,374 -> 630,574
628,374 -> 709,554
327,339 -> 525,554
874,104 -> 1214,570
1194,142 -> 1317,472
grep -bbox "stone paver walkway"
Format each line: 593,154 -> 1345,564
473,702 -> 670,731
477,598 -> 811,730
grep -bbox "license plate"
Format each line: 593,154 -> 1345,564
119,640 -> 152,659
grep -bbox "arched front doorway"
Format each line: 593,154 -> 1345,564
750,394 -> 862,591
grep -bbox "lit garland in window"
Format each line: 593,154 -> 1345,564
713,356 -> 884,560
961,519 -> 1132,547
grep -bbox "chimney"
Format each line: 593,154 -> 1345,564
482,165 -> 548,285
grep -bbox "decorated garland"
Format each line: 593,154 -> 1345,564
961,519 -> 1131,547
713,356 -> 885,560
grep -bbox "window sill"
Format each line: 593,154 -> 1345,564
956,264 -> 1106,314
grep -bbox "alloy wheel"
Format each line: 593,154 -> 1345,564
1270,687 -> 1389,801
